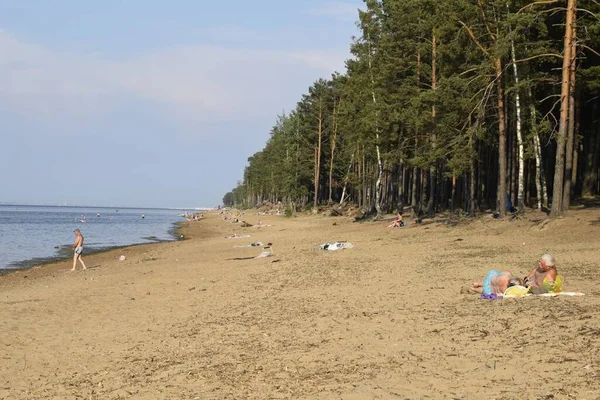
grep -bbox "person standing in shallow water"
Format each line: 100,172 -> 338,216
72,228 -> 87,271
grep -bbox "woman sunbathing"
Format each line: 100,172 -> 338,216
472,270 -> 523,296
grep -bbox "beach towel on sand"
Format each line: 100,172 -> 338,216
482,281 -> 583,299
319,242 -> 354,251
233,242 -> 263,248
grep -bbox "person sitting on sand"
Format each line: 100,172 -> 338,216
387,212 -> 405,228
471,270 -> 522,296
524,254 -> 559,294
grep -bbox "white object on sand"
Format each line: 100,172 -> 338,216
320,242 -> 354,251
118,255 -> 127,261
255,251 -> 273,259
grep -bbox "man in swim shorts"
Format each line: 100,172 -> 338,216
72,228 -> 87,271
524,254 -> 558,293
472,270 -> 521,295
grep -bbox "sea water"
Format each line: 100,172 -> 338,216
0,205 -> 188,272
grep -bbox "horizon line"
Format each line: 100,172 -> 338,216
0,202 -> 215,211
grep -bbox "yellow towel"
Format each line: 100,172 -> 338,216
503,285 -> 530,297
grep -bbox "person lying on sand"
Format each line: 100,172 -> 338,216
387,212 -> 405,228
524,254 -> 559,294
253,220 -> 272,228
255,244 -> 273,258
225,234 -> 251,239
471,270 -> 523,296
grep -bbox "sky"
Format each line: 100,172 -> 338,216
0,0 -> 362,208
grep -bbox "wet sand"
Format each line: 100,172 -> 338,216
1,207 -> 599,399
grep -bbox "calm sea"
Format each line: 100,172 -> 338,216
0,205 -> 188,272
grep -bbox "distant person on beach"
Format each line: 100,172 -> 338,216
387,212 -> 405,228
524,254 -> 558,293
72,229 -> 87,271
471,270 -> 522,296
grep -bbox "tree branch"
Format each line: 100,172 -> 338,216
517,0 -> 561,14
576,7 -> 600,19
580,45 -> 600,57
457,20 -> 490,57
515,53 -> 563,63
477,0 -> 497,41
459,66 -> 485,77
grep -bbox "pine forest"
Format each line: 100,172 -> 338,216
223,0 -> 600,219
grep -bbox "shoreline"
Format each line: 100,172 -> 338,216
0,220 -> 197,284
0,220 -> 187,276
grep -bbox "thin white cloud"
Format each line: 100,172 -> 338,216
290,51 -> 347,74
0,30 -> 349,131
305,1 -> 360,21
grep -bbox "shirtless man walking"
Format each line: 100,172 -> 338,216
72,228 -> 87,271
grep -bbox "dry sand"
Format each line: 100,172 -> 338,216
1,206 -> 599,399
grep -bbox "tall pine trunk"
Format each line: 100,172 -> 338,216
411,47 -> 421,218
427,30 -> 437,218
329,99 -> 339,204
551,0 -> 576,216
563,14 -> 577,210
571,104 -> 581,197
339,149 -> 355,206
367,31 -> 383,218
529,87 -> 548,210
313,103 -> 323,209
495,57 -> 508,217
509,20 -> 525,213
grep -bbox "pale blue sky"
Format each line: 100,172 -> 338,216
0,0 -> 362,208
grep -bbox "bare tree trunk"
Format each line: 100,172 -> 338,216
529,87 -> 548,210
367,31 -> 383,218
411,48 -> 421,218
532,131 -> 544,210
339,150 -> 355,206
470,158 -> 476,217
582,102 -> 599,196
563,15 -> 577,210
594,124 -> 600,194
495,57 -> 508,217
469,120 -> 477,217
551,0 -> 576,217
313,101 -> 323,209
509,24 -> 525,213
571,105 -> 581,197
356,151 -> 359,207
427,30 -> 437,218
420,169 -> 427,215
329,99 -> 339,203
450,175 -> 456,216
362,147 -> 367,207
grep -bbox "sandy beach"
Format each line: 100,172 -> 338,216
1,207 -> 599,399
